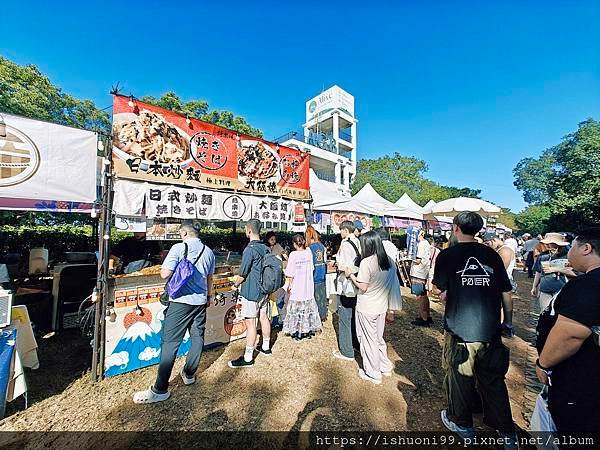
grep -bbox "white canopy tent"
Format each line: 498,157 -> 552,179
395,193 -> 424,215
424,196 -> 501,218
309,170 -> 376,215
423,200 -> 436,213
353,183 -> 422,219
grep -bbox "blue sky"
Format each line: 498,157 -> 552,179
2,1 -> 599,211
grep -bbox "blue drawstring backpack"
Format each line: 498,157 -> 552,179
160,243 -> 205,304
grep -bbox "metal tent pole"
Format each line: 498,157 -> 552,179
91,136 -> 113,382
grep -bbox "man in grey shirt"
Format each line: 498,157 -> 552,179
229,219 -> 272,368
133,222 -> 215,404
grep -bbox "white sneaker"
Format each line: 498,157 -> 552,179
440,409 -> 475,439
332,350 -> 355,361
358,368 -> 382,385
133,387 -> 171,404
180,368 -> 196,385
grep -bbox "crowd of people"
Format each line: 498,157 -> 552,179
130,215 -> 600,444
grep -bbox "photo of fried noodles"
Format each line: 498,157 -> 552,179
237,140 -> 279,179
113,110 -> 190,163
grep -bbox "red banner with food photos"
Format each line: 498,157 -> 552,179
111,95 -> 310,200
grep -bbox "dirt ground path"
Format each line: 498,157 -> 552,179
0,271 -> 541,441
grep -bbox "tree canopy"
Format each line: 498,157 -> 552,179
352,152 -> 482,205
514,205 -> 551,236
513,118 -> 600,232
0,56 -> 110,133
141,91 -> 263,138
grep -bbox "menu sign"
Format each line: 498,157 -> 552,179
112,95 -> 310,200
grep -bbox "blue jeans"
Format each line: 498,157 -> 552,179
153,302 -> 207,394
337,295 -> 358,358
314,282 -> 327,320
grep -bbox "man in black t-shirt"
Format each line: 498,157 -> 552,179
536,227 -> 600,432
433,212 -> 516,445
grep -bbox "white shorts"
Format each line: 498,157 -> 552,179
240,295 -> 270,319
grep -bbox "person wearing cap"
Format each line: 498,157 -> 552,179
531,232 -> 577,313
353,219 -> 364,238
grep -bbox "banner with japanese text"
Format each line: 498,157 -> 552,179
112,95 -> 310,200
112,180 -> 295,229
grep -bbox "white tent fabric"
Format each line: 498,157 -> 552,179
310,170 -> 377,215
395,193 -> 424,214
425,197 -> 501,216
423,200 -> 436,213
353,183 -> 422,219
433,215 -> 454,224
309,169 -> 349,207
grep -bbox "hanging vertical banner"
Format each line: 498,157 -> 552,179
111,95 -> 310,200
293,203 -> 306,222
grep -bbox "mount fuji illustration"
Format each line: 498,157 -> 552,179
105,320 -> 162,377
456,257 -> 493,286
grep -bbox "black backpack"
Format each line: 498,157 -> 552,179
250,243 -> 285,295
345,238 -> 362,268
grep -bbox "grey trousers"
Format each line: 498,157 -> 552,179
153,302 -> 207,394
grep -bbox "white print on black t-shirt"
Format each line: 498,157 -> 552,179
456,257 -> 494,286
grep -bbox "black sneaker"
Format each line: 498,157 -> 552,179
228,356 -> 254,368
411,318 -> 430,327
258,347 -> 272,356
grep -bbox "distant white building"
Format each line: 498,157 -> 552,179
275,85 -> 357,197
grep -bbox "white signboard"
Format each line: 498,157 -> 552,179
115,216 -> 147,232
248,196 -> 294,223
145,187 -> 253,222
305,85 -> 355,120
112,179 -> 294,225
0,113 -> 98,203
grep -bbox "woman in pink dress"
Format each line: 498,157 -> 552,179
283,234 -> 323,341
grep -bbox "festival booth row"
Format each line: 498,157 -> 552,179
0,112 -> 101,413
308,173 -> 425,291
309,174 -> 424,234
95,95 -> 310,379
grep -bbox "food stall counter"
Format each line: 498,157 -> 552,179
104,263 -> 244,378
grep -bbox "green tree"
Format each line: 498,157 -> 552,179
514,205 -> 552,236
548,119 -> 600,228
514,118 -> 600,229
352,152 -> 482,205
497,208 -> 517,230
0,56 -> 110,133
142,92 -> 262,138
513,149 -> 556,204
